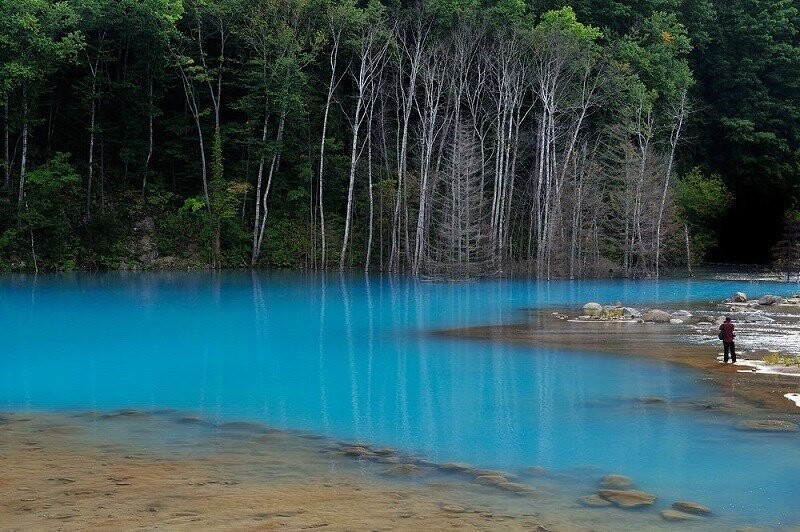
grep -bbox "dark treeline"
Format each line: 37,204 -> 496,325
1,0 -> 798,277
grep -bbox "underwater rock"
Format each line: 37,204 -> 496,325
642,310 -> 671,323
733,292 -> 748,303
475,474 -> 508,486
600,474 -> 633,488
438,462 -> 472,473
735,419 -> 799,432
672,501 -> 712,516
582,302 -> 602,317
660,509 -> 700,521
597,489 -> 656,508
382,464 -> 423,476
495,481 -> 537,495
440,505 -> 468,514
579,494 -> 612,507
342,445 -> 375,458
637,397 -> 666,404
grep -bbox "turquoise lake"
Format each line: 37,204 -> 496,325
2,272 -> 800,527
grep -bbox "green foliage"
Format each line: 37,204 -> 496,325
675,168 -> 732,261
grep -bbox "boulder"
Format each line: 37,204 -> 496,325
600,474 -> 633,488
736,419 -> 799,432
597,489 -> 656,508
623,307 -> 642,319
672,310 -> 692,318
672,501 -> 712,516
660,509 -> 700,522
579,494 -> 612,508
758,295 -> 782,306
733,292 -> 748,303
582,302 -> 603,317
642,310 -> 671,323
669,318 -> 684,324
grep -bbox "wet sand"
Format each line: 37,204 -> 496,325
438,310 -> 800,415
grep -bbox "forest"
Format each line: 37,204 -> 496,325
1,0 -> 798,277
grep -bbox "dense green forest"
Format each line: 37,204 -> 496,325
1,0 -> 798,276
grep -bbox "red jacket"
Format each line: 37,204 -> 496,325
719,322 -> 735,343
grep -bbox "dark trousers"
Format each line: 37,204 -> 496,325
723,341 -> 736,363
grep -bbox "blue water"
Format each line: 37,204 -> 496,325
2,272 -> 800,526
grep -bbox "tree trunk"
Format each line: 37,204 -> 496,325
17,87 -> 28,227
87,77 -> 97,221
3,92 -> 8,190
142,74 -> 154,196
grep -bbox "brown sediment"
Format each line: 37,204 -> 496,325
436,314 -> 800,415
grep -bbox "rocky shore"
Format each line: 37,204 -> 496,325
441,290 -> 800,414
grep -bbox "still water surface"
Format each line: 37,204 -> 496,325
2,272 -> 799,526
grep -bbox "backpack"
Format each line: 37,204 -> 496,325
718,330 -> 725,341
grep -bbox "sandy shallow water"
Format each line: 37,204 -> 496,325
1,409 -> 748,531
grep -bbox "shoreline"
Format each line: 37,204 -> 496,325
436,309 -> 800,416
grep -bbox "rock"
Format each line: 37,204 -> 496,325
696,322 -> 713,327
672,501 -> 712,516
669,318 -> 684,324
733,292 -> 748,303
642,310 -> 671,323
736,419 -> 799,432
440,505 -> 468,514
382,464 -> 423,476
660,509 -> 700,522
496,482 -> 537,495
438,462 -> 472,473
475,474 -> 507,486
600,474 -> 633,488
672,310 -> 692,318
758,295 -> 782,306
744,313 -> 774,323
342,445 -> 375,458
579,494 -> 612,508
622,307 -> 641,319
582,302 -> 603,317
637,397 -> 666,404
597,489 -> 656,508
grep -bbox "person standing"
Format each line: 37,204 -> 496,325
719,316 -> 736,363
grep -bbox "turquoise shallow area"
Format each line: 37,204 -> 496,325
2,272 -> 800,526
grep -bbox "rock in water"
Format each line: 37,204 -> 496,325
733,292 -> 748,303
600,474 -> 633,488
661,509 -> 700,521
579,494 -> 612,507
642,310 -> 671,323
672,501 -> 712,516
582,302 -> 602,317
597,489 -> 656,508
669,318 -> 684,324
758,294 -> 782,305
